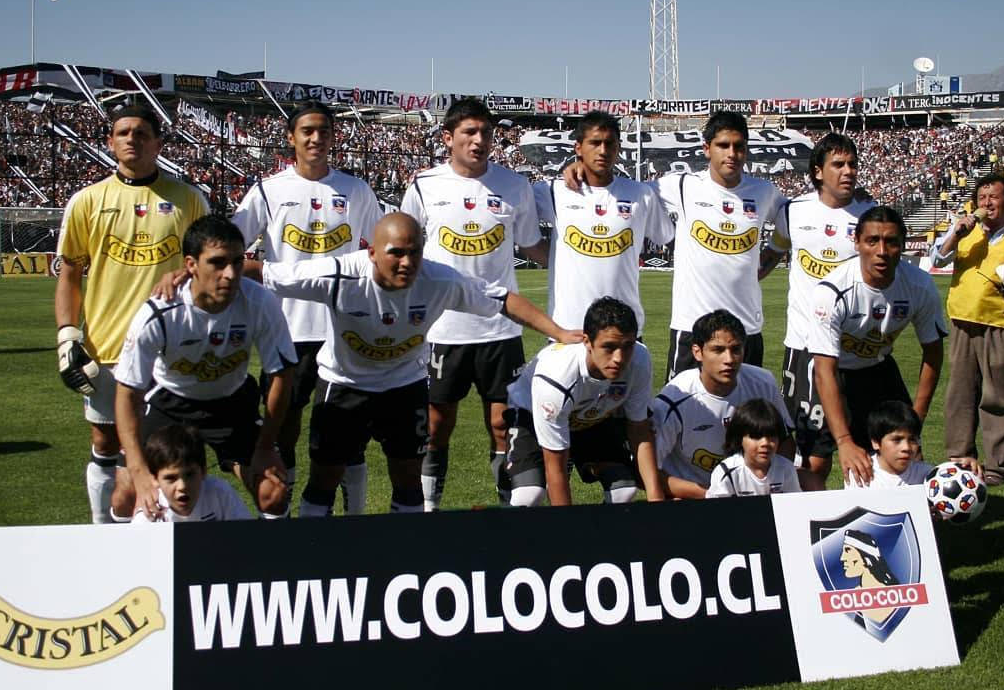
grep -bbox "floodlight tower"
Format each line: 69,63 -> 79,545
649,0 -> 679,100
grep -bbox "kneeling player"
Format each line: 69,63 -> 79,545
652,310 -> 794,498
504,297 -> 665,506
131,424 -> 252,522
114,216 -> 296,521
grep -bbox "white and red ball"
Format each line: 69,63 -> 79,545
926,462 -> 988,524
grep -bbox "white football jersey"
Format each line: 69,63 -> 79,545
131,476 -> 252,523
653,171 -> 786,334
769,192 -> 875,349
263,250 -> 508,392
705,452 -> 801,497
844,454 -> 933,489
651,365 -> 792,487
534,178 -> 672,333
401,162 -> 541,344
115,279 -> 296,401
806,258 -> 947,370
232,166 -> 382,342
507,341 -> 652,451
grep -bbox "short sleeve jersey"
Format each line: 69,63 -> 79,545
844,454 -> 933,489
654,171 -> 786,334
705,453 -> 801,497
231,167 -> 382,342
507,341 -> 653,451
768,193 -> 875,349
115,278 -> 296,401
57,173 -> 209,363
131,477 -> 252,522
651,365 -> 792,487
806,259 -> 947,370
263,250 -> 508,392
534,178 -> 672,333
400,162 -> 541,344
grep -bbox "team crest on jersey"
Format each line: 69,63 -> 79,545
595,204 -> 607,216
381,312 -> 396,325
464,197 -> 477,210
331,195 -> 347,213
209,331 -> 224,346
811,507 -> 928,642
310,198 -> 322,210
847,222 -> 857,238
408,305 -> 426,325
825,224 -> 837,236
617,201 -> 632,219
608,382 -> 627,400
487,194 -> 503,213
157,202 -> 174,215
228,326 -> 247,346
872,304 -> 887,320
743,199 -> 757,219
134,204 -> 148,217
892,301 -> 910,319
722,200 -> 734,214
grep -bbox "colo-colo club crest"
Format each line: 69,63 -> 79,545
811,507 -> 929,642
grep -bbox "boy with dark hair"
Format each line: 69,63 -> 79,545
504,297 -> 664,506
115,215 -> 296,521
131,424 -> 251,522
652,309 -> 793,498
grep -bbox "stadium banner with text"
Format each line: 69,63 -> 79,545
1,252 -> 56,277
0,490 -> 956,689
520,128 -> 813,175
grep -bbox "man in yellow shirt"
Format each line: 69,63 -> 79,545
931,173 -> 1004,485
55,105 -> 209,522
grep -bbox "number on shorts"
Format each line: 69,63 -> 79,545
800,401 -> 825,430
782,369 -> 796,397
429,351 -> 445,380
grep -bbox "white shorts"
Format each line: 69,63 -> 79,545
83,365 -> 117,425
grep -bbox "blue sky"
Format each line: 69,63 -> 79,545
1,0 -> 1000,100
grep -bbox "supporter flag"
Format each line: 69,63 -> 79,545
26,91 -> 53,113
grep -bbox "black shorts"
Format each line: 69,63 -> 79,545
428,337 -> 525,404
781,346 -> 831,464
309,379 -> 429,465
260,340 -> 321,411
141,375 -> 261,467
666,329 -> 764,382
504,409 -> 636,486
837,355 -> 911,453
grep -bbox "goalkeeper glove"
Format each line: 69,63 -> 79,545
57,325 -> 100,395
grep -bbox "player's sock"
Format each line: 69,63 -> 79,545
341,461 -> 368,515
603,485 -> 638,504
87,448 -> 120,524
490,451 -> 511,505
390,487 -> 423,513
109,507 -> 133,523
260,505 -> 291,519
509,485 -> 546,507
421,448 -> 449,512
300,484 -> 336,518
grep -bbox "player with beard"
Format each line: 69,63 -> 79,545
808,206 -> 947,486
760,133 -> 874,490
651,310 -> 793,498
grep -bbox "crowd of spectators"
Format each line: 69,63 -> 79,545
3,100 -> 1003,219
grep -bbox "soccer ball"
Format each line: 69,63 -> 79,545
925,462 -> 988,524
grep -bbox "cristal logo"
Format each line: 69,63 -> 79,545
811,508 -> 929,641
0,587 -> 164,670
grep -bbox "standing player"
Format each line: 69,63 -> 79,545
232,101 -> 382,515
54,105 -> 208,523
564,111 -> 786,380
400,98 -> 548,511
760,133 -> 874,490
535,111 -> 671,333
808,206 -> 947,486
115,216 -> 295,519
652,310 -> 793,498
504,297 -> 664,506
263,213 -> 580,514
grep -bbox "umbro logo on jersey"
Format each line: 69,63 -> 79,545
432,200 -> 451,206
180,338 -> 201,346
564,204 -> 583,210
799,225 -> 814,231
693,424 -> 713,431
99,208 -> 120,215
310,198 -> 322,210
280,201 -> 300,207
348,310 -> 370,317
696,201 -> 713,207
850,312 -> 867,319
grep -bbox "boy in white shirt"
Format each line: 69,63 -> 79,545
132,424 -> 252,523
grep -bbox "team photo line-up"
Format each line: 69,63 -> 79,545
53,96 -> 1001,523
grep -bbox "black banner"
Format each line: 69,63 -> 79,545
173,499 -> 798,689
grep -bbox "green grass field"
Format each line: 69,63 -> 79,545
1,270 -> 1002,688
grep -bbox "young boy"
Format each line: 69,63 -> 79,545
132,424 -> 251,523
845,401 -> 982,488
